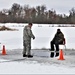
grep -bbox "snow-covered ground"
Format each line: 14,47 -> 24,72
0,23 -> 75,74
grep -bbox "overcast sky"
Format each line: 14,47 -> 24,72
0,0 -> 75,15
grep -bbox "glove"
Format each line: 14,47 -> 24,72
33,36 -> 35,40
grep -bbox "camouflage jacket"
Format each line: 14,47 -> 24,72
23,25 -> 35,41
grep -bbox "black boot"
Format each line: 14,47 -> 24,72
49,49 -> 55,58
23,54 -> 28,57
28,55 -> 33,58
50,52 -> 54,58
55,52 -> 59,57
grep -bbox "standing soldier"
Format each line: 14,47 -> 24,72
23,23 -> 35,58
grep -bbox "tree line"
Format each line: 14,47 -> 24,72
0,3 -> 75,24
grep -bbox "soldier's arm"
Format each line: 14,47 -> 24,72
27,27 -> 35,39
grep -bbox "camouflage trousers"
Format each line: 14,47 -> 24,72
23,40 -> 31,55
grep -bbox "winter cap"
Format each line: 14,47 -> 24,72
29,23 -> 32,26
57,29 -> 61,31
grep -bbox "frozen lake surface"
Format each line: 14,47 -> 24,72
0,23 -> 75,74
0,23 -> 75,49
